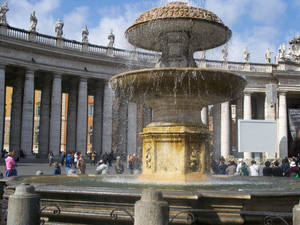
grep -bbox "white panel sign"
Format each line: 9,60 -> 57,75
238,120 -> 277,153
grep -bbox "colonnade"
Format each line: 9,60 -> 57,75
219,90 -> 288,159
0,65 -> 139,159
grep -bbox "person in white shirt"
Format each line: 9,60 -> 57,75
96,160 -> 108,174
249,160 -> 260,176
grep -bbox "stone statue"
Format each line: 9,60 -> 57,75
264,48 -> 273,64
29,11 -> 37,32
82,25 -> 89,44
0,3 -> 9,25
243,48 -> 250,63
221,45 -> 228,62
55,19 -> 64,38
278,44 -> 286,61
107,30 -> 115,48
200,50 -> 206,60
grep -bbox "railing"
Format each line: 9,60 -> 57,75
0,24 -> 279,72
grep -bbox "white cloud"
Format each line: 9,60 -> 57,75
6,0 -> 60,34
63,6 -> 89,40
205,0 -> 250,26
89,3 -> 145,49
249,0 -> 287,25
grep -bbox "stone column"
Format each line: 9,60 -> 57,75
102,82 -> 113,154
112,96 -> 128,155
221,102 -> 231,159
134,189 -> 169,225
49,74 -> 62,157
10,75 -> 23,153
278,91 -> 288,158
66,79 -> 78,153
76,78 -> 88,153
127,102 -> 137,154
0,66 -> 5,151
7,183 -> 40,225
243,92 -> 252,160
264,93 -> 276,159
201,106 -> 209,125
20,70 -> 35,158
92,80 -> 104,155
38,76 -> 51,158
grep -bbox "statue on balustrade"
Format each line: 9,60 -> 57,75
82,25 -> 89,44
278,44 -> 286,62
107,30 -> 115,48
264,48 -> 273,64
29,11 -> 37,32
0,3 -> 9,25
55,19 -> 64,38
221,45 -> 228,62
243,48 -> 250,63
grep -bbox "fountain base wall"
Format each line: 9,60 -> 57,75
140,122 -> 210,182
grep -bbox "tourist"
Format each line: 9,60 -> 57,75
91,151 -> 97,166
108,152 -> 114,166
78,158 -> 86,175
48,151 -> 54,166
127,154 -> 131,169
262,161 -> 272,176
217,160 -> 227,175
292,129 -> 300,157
65,153 -> 73,174
225,161 -> 236,176
288,161 -> 299,177
53,162 -> 61,175
96,160 -> 108,174
249,160 -> 259,176
282,157 -> 290,177
115,156 -> 124,174
272,161 -> 283,177
74,152 -> 78,168
237,162 -> 249,176
5,152 -> 17,177
236,159 -> 244,174
103,152 -> 109,164
60,151 -> 65,167
1,148 -> 6,158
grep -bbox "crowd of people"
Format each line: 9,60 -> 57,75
211,157 -> 300,177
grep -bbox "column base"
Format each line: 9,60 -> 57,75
140,122 -> 210,183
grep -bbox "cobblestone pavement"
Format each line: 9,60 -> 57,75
0,161 -> 121,176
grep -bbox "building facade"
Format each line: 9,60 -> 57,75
0,22 -> 299,160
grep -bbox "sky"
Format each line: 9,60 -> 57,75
2,0 -> 300,63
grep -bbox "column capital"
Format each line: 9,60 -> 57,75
0,63 -> 6,69
52,72 -> 63,79
25,69 -> 35,79
278,90 -> 288,96
244,90 -> 253,96
79,77 -> 88,82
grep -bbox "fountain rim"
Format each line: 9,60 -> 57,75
109,67 -> 246,83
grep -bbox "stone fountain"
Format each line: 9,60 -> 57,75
110,1 -> 246,182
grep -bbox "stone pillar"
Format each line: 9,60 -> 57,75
38,76 -> 51,158
134,189 -> 169,225
20,70 -> 35,157
243,92 -> 252,160
112,96 -> 128,155
212,104 -> 221,158
49,74 -> 62,157
127,102 -> 137,154
293,202 -> 300,225
102,82 -> 113,154
278,91 -> 288,158
0,66 -> 4,151
264,93 -> 276,159
201,106 -> 209,125
66,79 -> 78,153
92,80 -> 104,155
221,102 -> 231,159
7,183 -> 40,225
76,78 -> 88,153
10,75 -> 23,153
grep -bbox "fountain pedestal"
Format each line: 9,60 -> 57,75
140,122 -> 210,182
